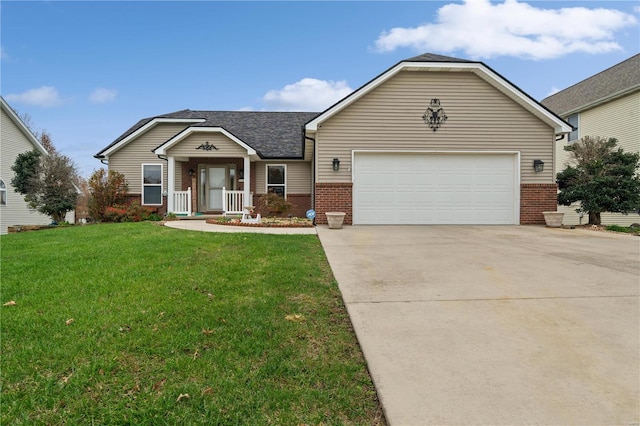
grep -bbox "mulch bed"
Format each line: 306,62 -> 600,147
205,218 -> 314,228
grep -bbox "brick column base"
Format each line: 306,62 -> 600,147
521,184 -> 558,224
315,183 -> 353,225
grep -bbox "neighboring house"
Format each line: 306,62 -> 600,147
95,53 -> 571,225
0,97 -> 62,234
541,54 -> 640,226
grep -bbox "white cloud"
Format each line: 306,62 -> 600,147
5,86 -> 62,107
263,78 -> 353,111
89,87 -> 117,103
374,0 -> 637,60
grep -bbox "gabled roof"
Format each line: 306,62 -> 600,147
1,96 -> 48,155
96,110 -> 320,159
154,127 -> 257,157
306,52 -> 572,135
541,54 -> 640,116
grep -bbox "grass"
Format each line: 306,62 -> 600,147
604,224 -> 639,234
1,223 -> 384,425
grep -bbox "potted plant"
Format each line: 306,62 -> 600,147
542,211 -> 564,228
325,212 -> 346,229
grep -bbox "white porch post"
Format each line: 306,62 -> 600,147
243,155 -> 251,207
167,156 -> 175,213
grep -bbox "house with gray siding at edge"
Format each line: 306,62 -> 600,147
95,53 -> 571,225
0,97 -> 61,234
541,54 -> 640,226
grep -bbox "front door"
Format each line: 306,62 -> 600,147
199,166 -> 226,212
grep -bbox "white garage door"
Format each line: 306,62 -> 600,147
353,153 -> 518,225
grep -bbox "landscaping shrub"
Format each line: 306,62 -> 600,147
88,169 -> 129,222
103,201 -> 156,222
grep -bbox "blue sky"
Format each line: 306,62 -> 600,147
2,0 -> 639,177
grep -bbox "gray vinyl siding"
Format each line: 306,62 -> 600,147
315,70 -> 555,184
555,91 -> 640,226
0,108 -> 70,233
255,161 -> 312,195
166,133 -> 249,158
108,123 -> 188,194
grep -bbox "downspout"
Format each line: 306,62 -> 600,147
304,133 -> 316,211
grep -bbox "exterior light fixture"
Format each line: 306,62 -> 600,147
533,159 -> 545,173
332,158 -> 340,171
188,168 -> 195,177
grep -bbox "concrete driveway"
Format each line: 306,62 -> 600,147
317,225 -> 639,425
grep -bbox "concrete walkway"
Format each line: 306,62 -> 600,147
316,225 -> 639,425
163,219 -> 317,234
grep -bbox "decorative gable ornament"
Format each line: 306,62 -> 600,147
196,141 -> 218,151
422,98 -> 447,132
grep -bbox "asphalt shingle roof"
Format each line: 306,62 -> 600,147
403,53 -> 475,63
541,54 -> 640,116
98,110 -> 320,159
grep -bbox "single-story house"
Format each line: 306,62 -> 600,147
95,53 -> 571,225
541,54 -> 640,226
1,96 -> 75,234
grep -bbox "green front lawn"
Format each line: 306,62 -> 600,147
1,223 -> 384,425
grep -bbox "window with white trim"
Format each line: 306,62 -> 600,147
266,165 -> 286,197
142,164 -> 163,205
0,179 -> 6,206
567,114 -> 578,142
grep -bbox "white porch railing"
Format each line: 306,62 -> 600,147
172,187 -> 192,215
223,188 -> 253,215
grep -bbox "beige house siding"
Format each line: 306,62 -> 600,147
0,106 -> 76,232
315,70 -> 555,184
108,123 -> 189,194
0,108 -> 53,233
166,133 -> 250,158
555,91 -> 640,226
254,161 -> 312,195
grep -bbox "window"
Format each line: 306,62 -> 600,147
142,164 -> 163,205
267,165 -> 286,197
0,179 -> 6,206
567,114 -> 579,142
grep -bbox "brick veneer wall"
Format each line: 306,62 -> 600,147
521,183 -> 558,224
315,183 -> 353,225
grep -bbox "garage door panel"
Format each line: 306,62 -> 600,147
353,153 -> 517,225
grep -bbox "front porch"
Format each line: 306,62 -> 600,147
170,187 -> 253,216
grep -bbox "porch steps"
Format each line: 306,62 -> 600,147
175,214 -> 225,220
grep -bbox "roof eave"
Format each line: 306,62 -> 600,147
153,127 -> 258,157
556,84 -> 640,117
306,61 -> 571,135
1,96 -> 48,155
96,118 -> 206,158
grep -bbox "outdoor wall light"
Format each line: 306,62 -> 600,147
533,159 -> 545,173
332,158 -> 340,171
188,168 -> 195,177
